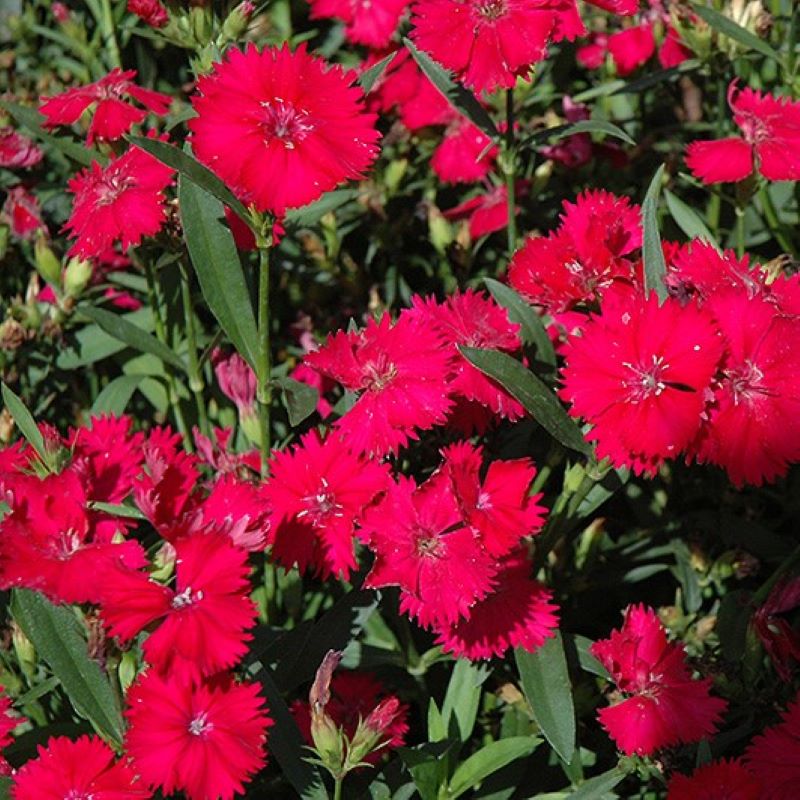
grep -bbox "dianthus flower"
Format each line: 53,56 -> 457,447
431,116 -> 497,184
560,290 -> 723,475
442,441 -> 545,555
1,186 -> 46,241
591,605 -> 727,756
408,290 -> 523,420
189,44 -> 380,216
309,0 -> 409,47
0,468 -> 146,604
444,183 -> 520,239
292,671 -> 409,763
689,291 -> 800,487
304,312 -> 454,456
202,474 -> 270,551
667,758 -> 761,800
64,143 -> 174,259
752,576 -> 800,681
40,68 -> 171,145
0,128 -> 43,168
434,549 -> 558,660
11,735 -> 148,799
509,190 -> 641,312
745,693 -> 800,799
686,83 -> 800,183
263,431 -> 390,578
0,688 -> 22,776
100,530 -> 256,679
363,473 -> 497,627
127,0 -> 168,27
125,671 -> 271,800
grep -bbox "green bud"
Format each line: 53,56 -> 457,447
34,236 -> 62,287
63,257 -> 93,298
428,206 -> 453,255
384,159 -> 408,194
118,651 -> 139,693
220,1 -> 254,42
239,408 -> 262,447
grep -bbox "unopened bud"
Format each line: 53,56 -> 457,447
63,257 -> 92,298
347,697 -> 402,766
34,236 -> 62,287
221,1 -> 255,41
428,206 -> 453,255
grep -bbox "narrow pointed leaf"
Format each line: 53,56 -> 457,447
403,38 -> 499,139
12,590 -> 124,745
441,659 -> 490,744
460,347 -> 591,455
515,633 -> 576,764
359,50 -> 398,93
273,376 -> 319,427
664,190 -> 720,251
1,384 -> 48,466
79,306 -> 187,373
642,164 -> 668,303
448,737 -> 541,799
179,175 -> 260,370
691,2 -> 782,62
568,767 -> 625,798
90,374 -> 144,415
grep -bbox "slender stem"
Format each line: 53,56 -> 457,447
98,0 -> 122,69
179,261 -> 209,437
333,776 -> 343,800
503,88 -> 517,256
735,204 -> 746,258
759,184 -> 795,254
256,236 -> 272,475
143,259 -> 191,448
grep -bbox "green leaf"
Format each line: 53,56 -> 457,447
448,737 -> 541,799
273,376 -> 319,427
359,50 -> 398,93
642,164 -> 668,303
90,374 -> 144,415
664,190 -> 720,251
525,120 -> 635,148
459,347 -> 591,455
1,384 -> 48,467
403,38 -> 499,139
12,590 -> 124,745
672,539 -> 702,613
284,188 -> 361,228
0,100 -> 103,167
691,2 -> 782,63
128,135 -> 251,225
570,635 -> 609,680
483,278 -> 556,367
79,306 -> 187,373
89,502 -> 146,520
178,175 -> 260,370
441,659 -> 491,744
515,633 -> 576,764
398,741 -> 454,800
568,767 -> 625,798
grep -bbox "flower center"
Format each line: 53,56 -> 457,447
298,478 -> 343,525
362,359 -> 398,392
738,111 -> 773,145
171,586 -> 204,610
415,529 -> 443,559
52,528 -> 82,559
728,360 -> 768,404
474,0 -> 506,21
260,99 -> 315,149
65,791 -> 94,800
96,173 -> 135,206
188,711 -> 214,738
622,355 -> 669,401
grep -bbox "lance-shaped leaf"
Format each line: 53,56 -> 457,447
273,376 -> 319,427
448,737 -> 541,799
459,347 -> 591,455
691,2 -> 782,63
1,384 -> 48,468
359,50 -> 398,93
642,164 -> 668,303
523,119 -> 635,149
664,190 -> 720,251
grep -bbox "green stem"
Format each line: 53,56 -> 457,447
503,88 -> 517,256
759,184 -> 795,254
333,776 -> 343,800
143,259 -> 191,449
735,204 -> 746,258
179,261 -> 209,438
98,0 -> 122,69
256,235 -> 272,475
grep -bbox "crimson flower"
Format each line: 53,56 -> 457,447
40,68 -> 171,144
591,605 -> 727,755
431,116 -> 496,184
667,759 -> 761,800
745,693 -> 800,799
100,530 -> 256,679
127,0 -> 168,27
444,182 -> 521,240
0,688 -> 22,776
363,473 -> 497,627
686,83 -> 800,183
752,577 -> 800,681
309,0 -> 409,47
125,671 -> 271,800
690,291 -> 800,487
0,128 -> 43,168
202,474 -> 270,551
1,186 -> 46,241
11,735 -> 149,799
263,431 -> 390,579
434,550 -> 558,660
560,290 -> 723,475
64,143 -> 173,259
304,311 -> 454,456
189,43 -> 380,217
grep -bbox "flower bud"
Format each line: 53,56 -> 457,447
63,257 -> 92,298
221,1 -> 255,42
346,697 -> 402,767
34,236 -> 62,287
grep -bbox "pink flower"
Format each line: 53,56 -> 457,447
0,128 -> 43,168
11,735 -> 149,799
264,430 -> 390,579
431,116 -> 497,184
64,143 -> 173,259
304,312 -> 454,456
686,83 -> 800,183
309,0 -> 409,48
363,473 -> 497,627
560,291 -> 723,474
444,182 -> 522,240
745,693 -> 800,799
0,688 -> 23,776
667,759 -> 761,800
607,24 -> 655,75
189,44 -> 380,216
753,576 -> 800,681
202,474 -> 270,551
1,186 -> 46,241
101,530 -> 256,679
214,350 -> 257,418
690,291 -> 800,487
591,605 -> 727,755
125,671 -> 271,800
434,549 -> 558,660
127,0 -> 168,27
408,290 -> 523,420
40,68 -> 171,145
